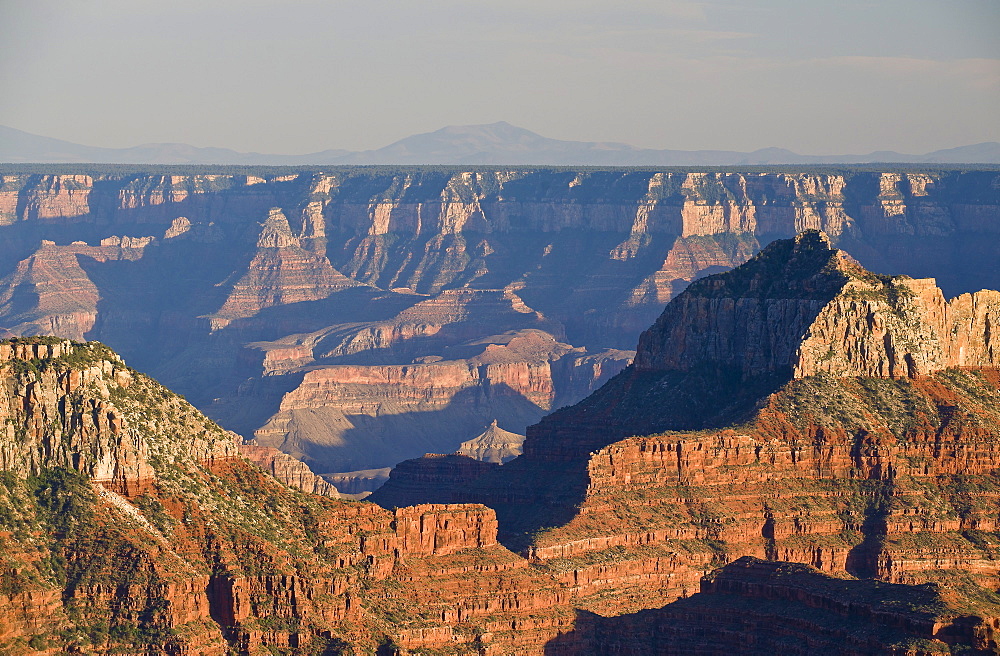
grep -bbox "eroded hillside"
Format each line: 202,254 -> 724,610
2,335 -> 999,655
371,233 -> 1000,652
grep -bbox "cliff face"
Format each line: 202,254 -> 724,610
5,245 -> 1000,654
0,169 -> 997,477
635,231 -> 1000,380
522,231 -> 1000,461
365,232 -> 1000,652
246,328 -> 630,472
0,338 -> 236,493
237,443 -> 341,497
548,557 -> 1000,655
0,337 -> 582,654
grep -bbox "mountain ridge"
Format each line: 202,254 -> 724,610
3,121 -> 999,165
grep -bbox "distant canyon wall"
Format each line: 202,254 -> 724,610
0,169 -> 997,475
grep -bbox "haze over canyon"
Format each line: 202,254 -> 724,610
3,122 -> 1000,166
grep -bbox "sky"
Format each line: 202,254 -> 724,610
1,0 -> 998,155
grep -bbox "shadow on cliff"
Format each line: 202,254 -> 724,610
844,478 -> 893,579
529,363 -> 794,458
290,382 -> 550,474
79,236 -> 423,400
543,554 -> 1000,655
464,363 -> 793,552
361,362 -> 795,552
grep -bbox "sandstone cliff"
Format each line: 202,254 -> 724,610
5,248 -> 1000,654
527,230 -> 1000,460
370,232 -> 1000,651
0,337 -> 581,654
246,328 -> 630,473
238,443 -> 341,497
548,557 -> 1000,655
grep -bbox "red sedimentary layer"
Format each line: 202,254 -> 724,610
238,444 -> 340,497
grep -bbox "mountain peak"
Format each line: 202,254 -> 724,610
4,122 -> 1000,165
636,230 -> 1000,382
680,229 -> 852,302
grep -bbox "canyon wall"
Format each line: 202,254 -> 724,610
4,336 -> 994,655
0,169 -> 997,480
6,225 -> 1000,654
369,234 -> 1000,652
0,338 -> 582,654
548,557 -> 1000,655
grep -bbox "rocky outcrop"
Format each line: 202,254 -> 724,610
321,467 -> 390,494
456,419 -> 525,463
238,443 -> 341,497
525,231 -> 1000,461
0,338 -> 237,494
391,503 -> 498,556
369,233 -> 1000,648
0,337 -> 581,655
636,232 -> 999,381
208,208 -> 361,330
0,239 -> 151,340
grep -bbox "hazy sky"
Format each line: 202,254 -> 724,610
1,0 -> 998,155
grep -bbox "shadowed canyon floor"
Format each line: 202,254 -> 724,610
0,168 -> 999,484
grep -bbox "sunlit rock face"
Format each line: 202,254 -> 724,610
4,223 -> 1000,653
0,169 -> 997,476
371,233 -> 1000,646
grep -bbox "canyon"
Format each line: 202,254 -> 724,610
0,167 -> 998,489
369,233 -> 1000,647
5,227 -> 1000,653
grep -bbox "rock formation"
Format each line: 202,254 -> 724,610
372,231 -> 1000,651
5,224 -> 1000,653
456,419 -> 525,463
0,337 -> 580,654
0,168 -> 997,479
368,453 -> 500,508
238,442 -> 341,497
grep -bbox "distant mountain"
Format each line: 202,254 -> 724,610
0,125 -> 351,165
2,121 -> 998,165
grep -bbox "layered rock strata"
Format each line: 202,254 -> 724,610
0,169 -> 997,477
528,230 -> 1000,461
373,232 -> 1000,649
547,557 -> 1000,655
456,419 -> 525,463
0,337 -> 580,654
6,234 -> 1000,654
238,443 -> 341,497
248,328 -> 630,472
